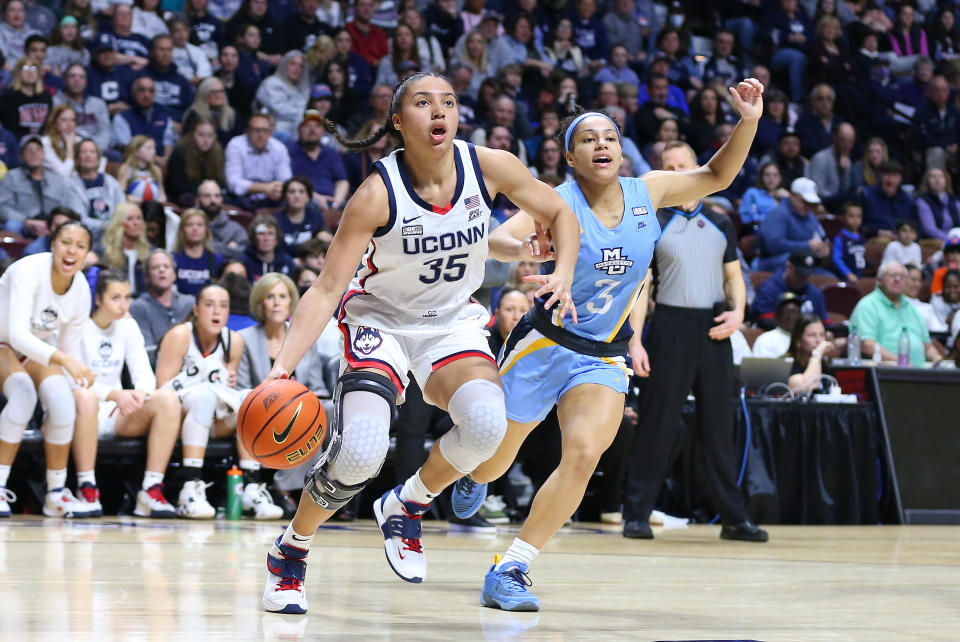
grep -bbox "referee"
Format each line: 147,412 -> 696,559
622,141 -> 767,542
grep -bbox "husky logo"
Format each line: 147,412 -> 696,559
98,340 -> 113,359
32,307 -> 59,332
594,248 -> 634,275
632,206 -> 648,216
353,326 -> 382,355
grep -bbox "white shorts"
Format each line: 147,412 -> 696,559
338,300 -> 495,405
97,401 -> 120,438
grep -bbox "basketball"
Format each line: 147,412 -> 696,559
125,177 -> 161,202
237,379 -> 326,469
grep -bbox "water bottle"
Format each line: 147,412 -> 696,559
897,327 -> 911,367
848,325 -> 861,366
226,466 -> 243,520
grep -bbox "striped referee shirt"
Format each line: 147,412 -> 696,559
653,202 -> 738,309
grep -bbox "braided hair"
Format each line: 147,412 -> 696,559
322,71 -> 452,150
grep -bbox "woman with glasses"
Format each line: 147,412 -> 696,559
0,57 -> 52,138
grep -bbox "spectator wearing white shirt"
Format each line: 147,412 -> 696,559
882,219 -> 923,267
133,0 -> 170,40
752,293 -> 803,357
904,264 -> 947,332
169,16 -> 212,87
41,103 -> 80,178
224,113 -> 292,210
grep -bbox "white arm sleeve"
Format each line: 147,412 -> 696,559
7,269 -> 58,365
124,319 -> 157,393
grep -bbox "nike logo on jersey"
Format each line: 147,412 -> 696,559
403,214 -> 422,223
273,402 -> 302,444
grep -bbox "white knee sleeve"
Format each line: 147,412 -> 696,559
39,375 -> 75,445
0,372 -> 38,443
181,387 -> 217,448
438,380 -> 507,474
326,389 -> 392,486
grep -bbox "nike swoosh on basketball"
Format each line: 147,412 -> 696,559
403,215 -> 422,223
273,402 -> 302,444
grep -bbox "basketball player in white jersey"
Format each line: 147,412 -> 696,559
71,270 -> 183,517
0,222 -> 97,518
155,283 -> 283,520
259,72 -> 580,614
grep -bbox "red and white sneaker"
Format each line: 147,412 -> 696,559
77,482 -> 103,517
262,536 -> 308,614
0,487 -> 16,517
43,487 -> 96,518
135,483 -> 176,518
373,486 -> 428,583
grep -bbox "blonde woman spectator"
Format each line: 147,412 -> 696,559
306,34 -> 336,72
0,56 -> 51,138
117,135 -> 167,204
457,30 -> 492,98
182,77 -> 242,146
41,104 -> 81,177
400,7 -> 445,73
97,202 -> 151,294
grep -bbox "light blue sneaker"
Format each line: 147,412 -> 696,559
451,475 -> 487,519
480,557 -> 540,612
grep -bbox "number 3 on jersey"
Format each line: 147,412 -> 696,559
420,253 -> 468,284
586,278 -> 619,314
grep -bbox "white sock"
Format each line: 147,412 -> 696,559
399,469 -> 438,506
77,470 -> 96,487
46,468 -> 68,493
280,522 -> 314,552
183,457 -> 204,469
239,460 -> 261,471
0,464 -> 10,488
142,471 -> 165,490
496,538 -> 539,570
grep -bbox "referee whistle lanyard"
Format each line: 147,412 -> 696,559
668,202 -> 703,218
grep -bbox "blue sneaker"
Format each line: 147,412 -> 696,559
481,557 -> 540,612
373,486 -> 427,583
451,475 -> 488,519
262,535 -> 308,614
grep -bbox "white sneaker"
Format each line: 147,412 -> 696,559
373,485 -> 427,583
262,536 -> 308,614
242,482 -> 284,520
0,487 -> 16,517
43,487 -> 96,518
176,480 -> 216,519
135,483 -> 177,518
76,482 -> 103,517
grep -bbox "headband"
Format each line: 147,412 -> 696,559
564,112 -> 621,151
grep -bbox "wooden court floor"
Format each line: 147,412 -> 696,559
0,517 -> 957,641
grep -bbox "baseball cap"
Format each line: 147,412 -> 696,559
310,83 -> 332,100
790,177 -> 821,204
788,252 -> 821,276
878,160 -> 904,175
775,291 -> 803,310
299,110 -> 325,128
944,236 -> 960,251
481,11 -> 503,23
18,133 -> 42,150
93,33 -> 117,53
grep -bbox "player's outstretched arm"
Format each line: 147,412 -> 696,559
644,78 -> 763,210
489,211 -> 555,264
477,147 -> 580,320
268,174 -> 390,380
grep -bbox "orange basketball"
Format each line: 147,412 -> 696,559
237,379 -> 327,469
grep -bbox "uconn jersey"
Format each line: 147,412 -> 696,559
534,177 -> 661,344
163,322 -> 232,394
341,140 -> 492,332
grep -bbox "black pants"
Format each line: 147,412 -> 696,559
622,305 -> 749,525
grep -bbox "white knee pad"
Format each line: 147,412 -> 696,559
181,387 -> 217,448
326,389 -> 392,486
0,372 -> 38,443
39,375 -> 75,445
438,379 -> 507,474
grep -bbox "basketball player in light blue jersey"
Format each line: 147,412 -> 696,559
452,78 -> 766,611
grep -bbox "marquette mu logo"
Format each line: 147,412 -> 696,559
594,248 -> 634,275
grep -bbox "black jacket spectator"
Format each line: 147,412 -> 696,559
794,109 -> 840,159
912,99 -> 960,152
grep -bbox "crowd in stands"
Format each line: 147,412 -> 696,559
1,0 -> 960,523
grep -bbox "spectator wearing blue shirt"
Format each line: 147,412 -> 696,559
86,34 -> 138,114
595,44 -> 639,87
831,203 -> 867,281
860,161 -> 912,237
637,56 -> 689,115
107,4 -> 152,68
570,0 -> 609,65
740,162 -> 790,229
288,110 -> 349,218
241,214 -> 297,282
144,35 -> 195,123
653,27 -> 702,92
794,84 -> 842,159
275,177 -> 329,257
764,0 -> 814,102
702,30 -> 747,88
753,252 -> 830,324
757,177 -> 830,272
172,208 -> 225,296
912,75 -> 960,172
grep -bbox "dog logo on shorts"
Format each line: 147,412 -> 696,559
353,326 -> 382,355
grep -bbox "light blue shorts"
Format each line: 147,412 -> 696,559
498,317 -> 631,424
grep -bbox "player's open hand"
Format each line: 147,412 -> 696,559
729,78 -> 764,123
629,339 -> 650,377
523,272 -> 578,323
519,221 -> 556,263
